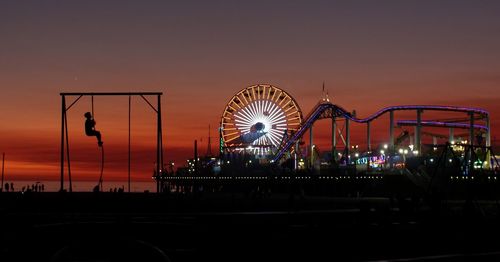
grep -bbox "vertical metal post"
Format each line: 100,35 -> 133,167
416,109 -> 422,154
156,95 -> 163,193
345,117 -> 350,163
469,112 -> 474,173
194,140 -> 198,175
332,116 -> 336,164
310,124 -> 314,169
469,112 -> 474,147
389,111 -> 394,168
1,153 -> 4,192
159,96 -> 164,177
486,115 -> 491,147
486,114 -> 492,169
294,140 -> 299,170
60,95 -> 66,192
367,122 -> 371,152
449,128 -> 454,143
64,109 -> 72,193
389,111 -> 394,151
219,124 -> 223,158
128,95 -> 131,193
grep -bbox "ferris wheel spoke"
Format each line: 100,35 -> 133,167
267,132 -> 280,145
235,111 -> 254,123
247,101 -> 259,120
268,112 -> 286,124
256,100 -> 264,116
256,100 -> 262,118
262,100 -> 272,115
266,103 -> 281,121
242,106 -> 257,122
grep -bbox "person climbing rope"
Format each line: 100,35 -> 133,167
84,112 -> 103,146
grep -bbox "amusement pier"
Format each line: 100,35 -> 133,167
158,84 -> 497,199
2,84 -> 500,262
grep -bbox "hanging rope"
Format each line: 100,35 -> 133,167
98,144 -> 104,191
90,95 -> 104,192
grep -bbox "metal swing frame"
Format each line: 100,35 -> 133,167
60,92 -> 164,193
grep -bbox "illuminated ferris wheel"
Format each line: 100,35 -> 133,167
221,84 -> 303,156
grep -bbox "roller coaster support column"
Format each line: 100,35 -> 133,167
345,117 -> 350,164
332,116 -> 337,164
416,109 -> 422,154
469,112 -> 474,174
389,111 -> 394,168
310,124 -> 314,169
367,122 -> 371,152
449,128 -> 454,143
486,115 -> 491,147
294,140 -> 299,170
486,114 -> 492,169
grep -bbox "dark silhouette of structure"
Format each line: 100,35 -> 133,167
60,92 -> 164,193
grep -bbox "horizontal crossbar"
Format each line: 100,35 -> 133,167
60,92 -> 162,96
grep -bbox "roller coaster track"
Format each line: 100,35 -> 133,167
273,101 -> 489,162
397,120 -> 488,130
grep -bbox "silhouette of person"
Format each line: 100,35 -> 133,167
84,112 -> 103,147
10,182 -> 14,192
4,183 -> 9,192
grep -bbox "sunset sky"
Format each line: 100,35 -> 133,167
1,1 -> 499,185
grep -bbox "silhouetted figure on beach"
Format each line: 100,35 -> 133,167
10,182 -> 14,192
84,112 -> 103,147
4,183 -> 9,192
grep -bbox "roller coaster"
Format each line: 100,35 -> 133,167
273,99 -> 491,165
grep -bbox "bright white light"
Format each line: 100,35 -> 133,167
380,150 -> 385,154
399,148 -> 404,154
412,150 -> 419,155
233,100 -> 287,155
355,153 -> 359,157
409,144 -> 414,151
403,149 -> 408,154
383,144 -> 388,149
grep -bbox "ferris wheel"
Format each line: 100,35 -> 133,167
221,84 -> 303,156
